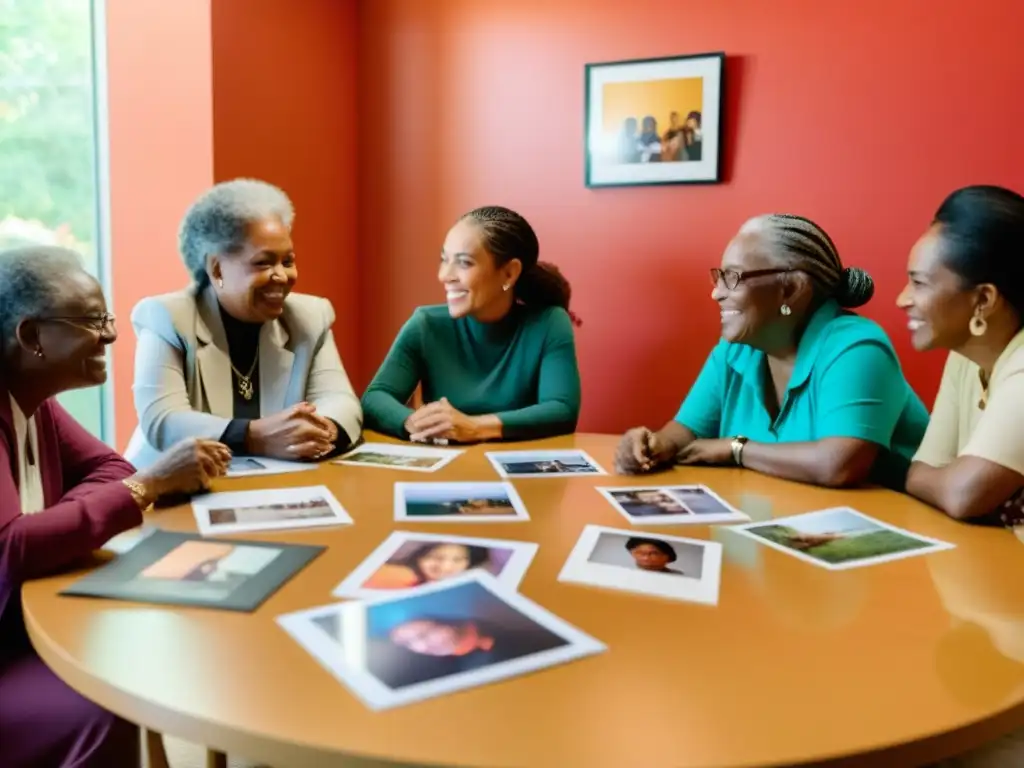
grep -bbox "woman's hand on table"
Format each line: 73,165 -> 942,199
131,437 -> 231,503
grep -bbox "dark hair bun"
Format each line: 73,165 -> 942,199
835,266 -> 874,308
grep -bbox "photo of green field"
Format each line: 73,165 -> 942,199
737,507 -> 951,569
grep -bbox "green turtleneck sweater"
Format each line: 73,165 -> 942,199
361,304 -> 581,441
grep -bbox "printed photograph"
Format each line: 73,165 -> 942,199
223,456 -> 318,478
730,507 -> 956,570
585,52 -> 723,187
277,573 -> 605,710
485,449 -> 607,479
558,525 -> 723,605
333,531 -> 538,599
334,442 -> 463,473
229,457 -> 266,473
599,484 -> 748,525
191,485 -> 353,535
394,482 -> 529,522
61,530 -> 325,612
140,540 -> 280,594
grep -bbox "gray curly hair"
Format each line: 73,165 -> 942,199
178,178 -> 295,287
0,245 -> 87,355
739,213 -> 874,308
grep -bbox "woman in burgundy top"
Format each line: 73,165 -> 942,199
0,245 -> 231,767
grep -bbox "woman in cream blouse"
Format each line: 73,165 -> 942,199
125,178 -> 363,468
898,184 -> 1024,528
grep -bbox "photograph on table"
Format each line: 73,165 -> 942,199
333,442 -> 464,473
597,484 -> 749,525
277,572 -> 606,710
558,525 -> 722,605
62,530 -> 323,611
225,456 -> 319,478
584,51 -> 724,187
485,449 -> 607,479
333,531 -> 539,599
729,507 -> 956,570
191,485 -> 353,536
394,482 -> 530,522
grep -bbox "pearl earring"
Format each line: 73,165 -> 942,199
217,278 -> 224,289
502,284 -> 510,292
780,304 -> 792,316
34,347 -> 44,358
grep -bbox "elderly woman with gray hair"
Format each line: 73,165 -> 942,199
0,246 -> 230,766
616,213 -> 929,490
125,178 -> 363,467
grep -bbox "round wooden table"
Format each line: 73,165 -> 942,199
22,433 -> 1024,768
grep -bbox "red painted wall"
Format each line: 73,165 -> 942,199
106,0 -> 213,451
357,0 -> 1024,434
211,0 -> 361,373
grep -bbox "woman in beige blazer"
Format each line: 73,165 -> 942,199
125,178 -> 362,469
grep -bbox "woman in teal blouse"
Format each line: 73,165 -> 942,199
616,213 -> 929,489
361,206 -> 582,443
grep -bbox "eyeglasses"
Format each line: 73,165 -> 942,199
38,313 -> 117,334
709,268 -> 794,291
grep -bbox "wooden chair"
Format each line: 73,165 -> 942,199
143,728 -> 227,768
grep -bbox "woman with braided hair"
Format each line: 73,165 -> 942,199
362,205 -> 581,443
616,213 -> 928,490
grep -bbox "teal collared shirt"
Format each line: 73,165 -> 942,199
674,300 -> 929,488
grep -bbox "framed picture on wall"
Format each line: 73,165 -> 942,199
584,51 -> 724,188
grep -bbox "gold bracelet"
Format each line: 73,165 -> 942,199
122,478 -> 153,510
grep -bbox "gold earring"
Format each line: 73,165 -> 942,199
780,304 -> 792,316
970,314 -> 987,337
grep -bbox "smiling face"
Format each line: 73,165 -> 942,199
389,619 -> 493,656
416,544 -> 472,581
438,219 -> 520,321
210,216 -> 296,323
712,232 -> 809,348
896,225 -> 982,352
22,269 -> 116,391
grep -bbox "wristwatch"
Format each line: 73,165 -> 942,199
730,435 -> 749,467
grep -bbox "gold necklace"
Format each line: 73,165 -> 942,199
230,346 -> 260,400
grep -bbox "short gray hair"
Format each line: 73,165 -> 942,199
178,178 -> 295,287
0,245 -> 86,354
740,213 -> 874,308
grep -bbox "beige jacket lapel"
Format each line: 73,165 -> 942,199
194,288 -> 234,419
259,319 -> 294,417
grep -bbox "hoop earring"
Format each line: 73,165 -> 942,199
970,314 -> 987,337
780,304 -> 792,316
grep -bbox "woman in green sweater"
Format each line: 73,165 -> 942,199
364,205 -> 581,444
361,206 -> 582,443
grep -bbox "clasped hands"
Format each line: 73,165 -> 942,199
246,402 -> 339,460
614,426 -> 734,474
404,397 -> 480,444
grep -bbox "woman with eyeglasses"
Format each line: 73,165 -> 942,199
615,214 -> 928,489
0,245 -> 231,767
899,185 -> 1024,530
125,178 -> 363,468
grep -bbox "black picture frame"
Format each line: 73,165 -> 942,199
584,51 -> 725,188
62,530 -> 324,612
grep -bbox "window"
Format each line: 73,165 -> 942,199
0,0 -> 111,440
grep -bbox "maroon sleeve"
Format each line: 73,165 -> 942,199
0,403 -> 142,585
49,400 -> 137,501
